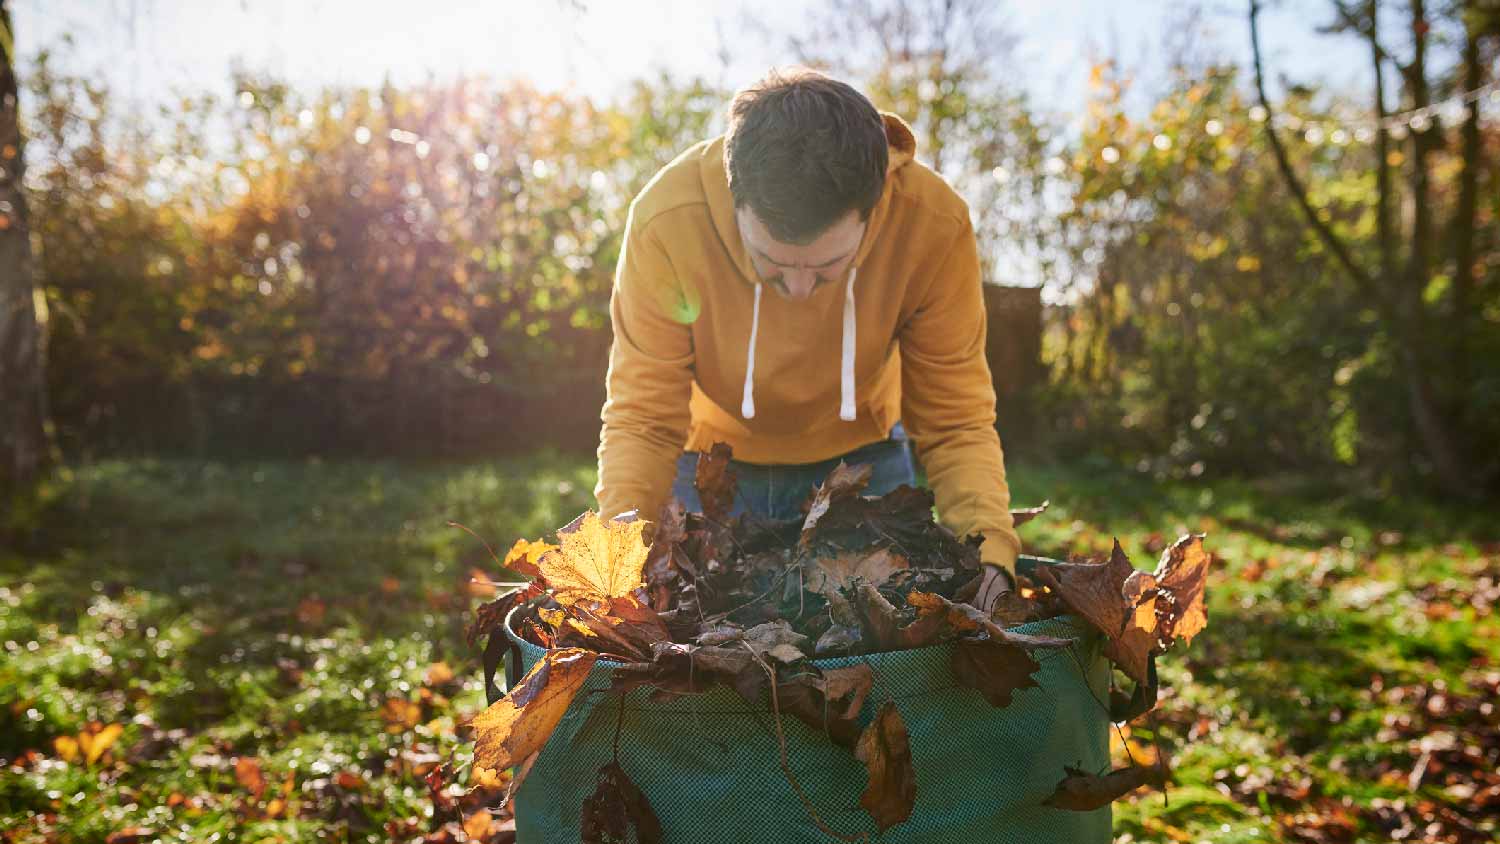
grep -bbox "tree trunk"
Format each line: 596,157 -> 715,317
1449,9 -> 1482,403
0,0 -> 50,497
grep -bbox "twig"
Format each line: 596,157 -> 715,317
745,646 -> 868,843
449,520 -> 504,568
612,695 -> 626,763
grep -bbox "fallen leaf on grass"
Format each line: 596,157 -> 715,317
105,828 -> 156,844
581,761 -> 663,844
856,702 -> 917,832
380,698 -> 423,733
234,756 -> 266,798
425,661 -> 456,687
470,648 -> 597,772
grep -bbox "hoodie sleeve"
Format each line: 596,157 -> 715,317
595,212 -> 697,522
898,216 -> 1022,577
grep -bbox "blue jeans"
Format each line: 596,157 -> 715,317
670,423 -> 917,520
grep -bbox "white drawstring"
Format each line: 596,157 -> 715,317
740,271 -> 858,422
839,268 -> 858,421
741,283 -> 762,419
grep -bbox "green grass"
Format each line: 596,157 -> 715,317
2,453 -> 1496,842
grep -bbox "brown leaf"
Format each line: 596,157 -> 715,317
580,761 -> 663,844
466,583 -> 543,648
905,591 -> 1074,651
1152,534 -> 1210,648
644,500 -> 690,611
234,756 -> 267,798
951,639 -> 1042,709
295,596 -> 326,626
774,663 -> 876,748
800,461 -> 873,546
1042,764 -> 1168,811
537,513 -> 650,606
611,640 -> 756,699
1035,540 -> 1158,684
855,702 -> 917,832
105,828 -> 157,844
1010,500 -> 1050,527
727,620 -> 809,662
470,648 -> 597,772
804,547 -> 910,596
694,443 -> 738,523
554,595 -> 668,661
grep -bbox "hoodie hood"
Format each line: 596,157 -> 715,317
700,112 -> 919,291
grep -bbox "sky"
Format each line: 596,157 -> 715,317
16,0 -> 1376,126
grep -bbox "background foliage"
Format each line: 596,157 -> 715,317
15,1 -> 1500,486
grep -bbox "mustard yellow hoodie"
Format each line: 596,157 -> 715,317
595,112 -> 1022,574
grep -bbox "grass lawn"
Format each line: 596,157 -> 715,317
2,452 -> 1496,843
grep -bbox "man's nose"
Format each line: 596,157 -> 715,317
782,269 -> 816,299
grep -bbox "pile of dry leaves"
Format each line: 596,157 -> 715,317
464,444 -> 1211,840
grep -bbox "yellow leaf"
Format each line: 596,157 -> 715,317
54,735 -> 80,763
503,537 -> 557,579
424,661 -> 455,687
537,512 -> 648,606
470,648 -> 596,772
81,723 -> 123,766
464,809 -> 493,839
470,765 -> 507,789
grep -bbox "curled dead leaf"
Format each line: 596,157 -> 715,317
800,462 -> 873,546
1042,763 -> 1168,811
1035,540 -> 1158,684
470,648 -> 597,772
1152,534 -> 1210,649
855,702 -> 917,832
694,443 -> 738,523
580,761 -> 663,844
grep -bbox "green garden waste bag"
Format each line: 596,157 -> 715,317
500,555 -> 1113,843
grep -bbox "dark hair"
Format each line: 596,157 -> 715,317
724,68 -> 888,245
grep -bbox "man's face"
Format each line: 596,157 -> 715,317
735,206 -> 865,300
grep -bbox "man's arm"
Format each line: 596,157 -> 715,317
899,215 -> 1023,585
595,211 -> 697,522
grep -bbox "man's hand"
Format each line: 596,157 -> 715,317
973,563 -> 1014,615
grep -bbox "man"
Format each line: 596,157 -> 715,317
595,68 -> 1021,610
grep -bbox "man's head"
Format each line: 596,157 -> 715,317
725,68 -> 888,299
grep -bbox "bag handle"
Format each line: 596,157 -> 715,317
482,629 -> 524,706
1109,653 -> 1159,723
